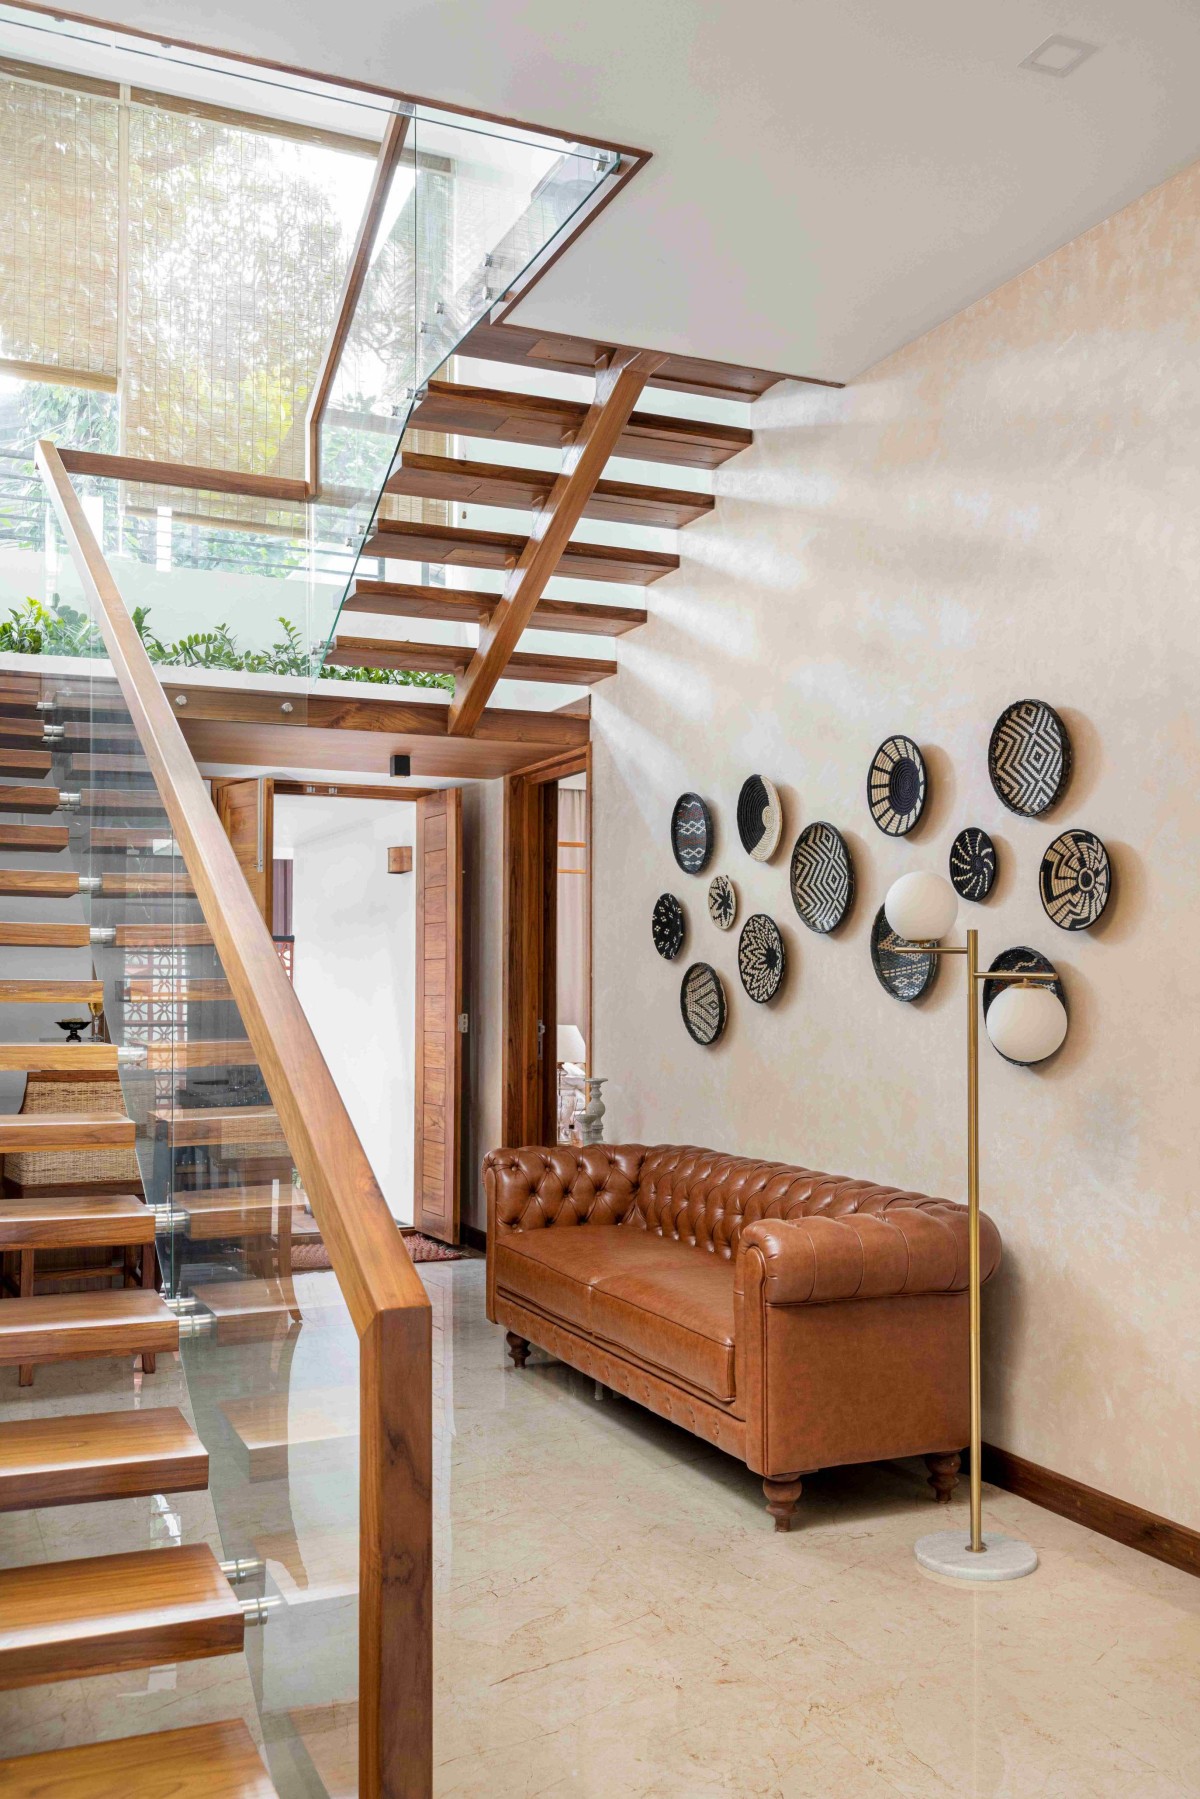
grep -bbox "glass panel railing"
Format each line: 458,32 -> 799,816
29,467 -> 421,1795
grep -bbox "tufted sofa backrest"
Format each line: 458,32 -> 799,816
631,1144 -> 952,1260
488,1143 -> 951,1262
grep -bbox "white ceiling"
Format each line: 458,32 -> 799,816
56,0 -> 1200,378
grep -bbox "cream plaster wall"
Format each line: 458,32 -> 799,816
591,162 -> 1200,1529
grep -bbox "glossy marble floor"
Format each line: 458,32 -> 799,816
2,1257 -> 1198,1796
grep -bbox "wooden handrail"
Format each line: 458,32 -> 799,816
305,109 -> 412,492
57,449 -> 308,504
36,439 -> 432,1799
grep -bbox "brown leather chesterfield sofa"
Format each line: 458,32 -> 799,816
485,1143 -> 1000,1529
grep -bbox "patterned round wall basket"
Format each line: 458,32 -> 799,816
670,792 -> 714,875
680,962 -> 728,1045
867,735 -> 927,836
789,821 -> 854,933
738,913 -> 786,1003
983,947 -> 1066,1065
949,827 -> 997,902
870,904 -> 938,1003
652,893 -> 685,960
707,873 -> 737,931
1039,828 -> 1110,931
736,775 -> 783,861
988,699 -> 1072,817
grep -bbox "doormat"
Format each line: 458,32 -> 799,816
289,1231 -> 465,1271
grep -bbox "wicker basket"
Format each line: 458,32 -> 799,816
5,1072 -> 141,1189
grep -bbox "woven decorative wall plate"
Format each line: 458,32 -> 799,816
670,792 -> 713,875
870,905 -> 938,1002
789,821 -> 854,933
1039,828 -> 1110,930
736,774 -> 783,861
983,947 -> 1066,1065
738,912 -> 786,1003
652,893 -> 685,960
949,827 -> 997,902
988,699 -> 1072,817
867,735 -> 927,836
707,873 -> 737,931
680,962 -> 727,1045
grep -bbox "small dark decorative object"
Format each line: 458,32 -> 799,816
652,893 -> 685,960
789,821 -> 854,933
736,774 -> 782,861
57,1017 -> 89,1044
983,947 -> 1066,1065
670,792 -> 713,875
1039,828 -> 1110,930
738,913 -> 786,1003
867,735 -> 927,836
949,827 -> 997,902
988,699 -> 1072,817
870,905 -> 938,1002
680,962 -> 727,1045
707,873 -> 736,931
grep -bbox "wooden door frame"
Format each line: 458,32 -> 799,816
414,789 -> 464,1243
502,744 -> 591,1148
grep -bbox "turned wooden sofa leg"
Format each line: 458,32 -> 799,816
505,1331 -> 530,1369
925,1451 -> 962,1503
763,1475 -> 805,1532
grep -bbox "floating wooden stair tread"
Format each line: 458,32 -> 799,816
387,451 -> 713,528
0,921 -> 90,947
0,824 -> 70,851
140,1038 -> 256,1070
221,1386 -> 358,1479
89,826 -> 177,850
364,518 -> 678,585
0,1043 -> 119,1072
0,786 -> 68,813
0,1406 -> 207,1511
122,978 -> 232,1001
0,978 -> 103,1004
0,870 -> 82,897
0,749 -> 52,777
176,1187 -> 291,1239
117,922 -> 212,947
327,636 -> 617,686
345,580 -> 646,637
153,1105 -> 284,1148
67,753 -> 155,775
0,1543 -> 242,1689
78,788 -> 168,814
0,1193 -> 151,1250
0,1288 -> 176,1367
0,1112 -> 135,1151
192,1276 -> 304,1342
0,1717 -> 277,1799
411,378 -> 752,468
458,319 -> 797,402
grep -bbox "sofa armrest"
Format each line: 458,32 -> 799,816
484,1145 -> 645,1234
738,1204 -> 1000,1306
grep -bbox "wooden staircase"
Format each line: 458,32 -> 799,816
0,672 -> 282,1795
326,322 -> 759,725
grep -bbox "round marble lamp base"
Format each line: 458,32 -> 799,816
915,1530 -> 1038,1581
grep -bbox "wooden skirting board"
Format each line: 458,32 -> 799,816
981,1443 -> 1200,1580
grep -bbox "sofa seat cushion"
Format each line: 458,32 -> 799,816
590,1255 -> 736,1402
493,1225 -> 688,1333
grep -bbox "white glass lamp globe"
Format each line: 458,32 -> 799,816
986,984 -> 1068,1063
885,872 -> 959,943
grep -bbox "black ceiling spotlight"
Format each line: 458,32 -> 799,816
390,754 -> 411,778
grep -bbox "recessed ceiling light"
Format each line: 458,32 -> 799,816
1020,35 -> 1100,78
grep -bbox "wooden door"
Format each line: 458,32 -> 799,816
414,789 -> 463,1243
212,777 -> 274,930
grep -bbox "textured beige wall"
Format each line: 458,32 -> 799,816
591,162 -> 1200,1528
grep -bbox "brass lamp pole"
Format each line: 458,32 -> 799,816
884,874 -> 1067,1581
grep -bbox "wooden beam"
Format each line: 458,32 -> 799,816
160,681 -> 587,747
275,781 -> 439,802
448,350 -> 665,736
327,636 -> 617,686
305,110 -> 411,492
57,451 -> 307,505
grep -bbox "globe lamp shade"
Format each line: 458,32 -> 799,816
986,984 -> 1068,1064
884,872 -> 959,943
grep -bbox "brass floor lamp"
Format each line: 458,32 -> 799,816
884,871 -> 1068,1581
